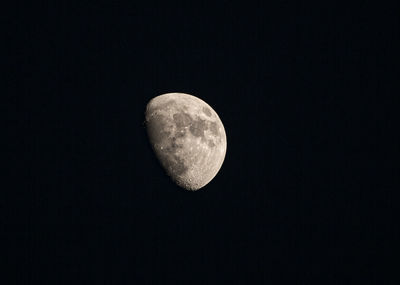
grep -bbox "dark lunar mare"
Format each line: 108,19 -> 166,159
189,118 -> 207,137
173,110 -> 209,140
173,112 -> 192,128
202,107 -> 212,117
172,110 -> 220,147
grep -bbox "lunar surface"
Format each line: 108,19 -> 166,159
145,93 -> 227,191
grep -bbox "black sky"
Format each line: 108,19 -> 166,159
6,1 -> 399,284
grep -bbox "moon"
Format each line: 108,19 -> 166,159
145,93 -> 227,191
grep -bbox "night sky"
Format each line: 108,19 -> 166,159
6,1 -> 398,284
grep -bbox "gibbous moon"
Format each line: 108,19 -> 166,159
145,93 -> 227,191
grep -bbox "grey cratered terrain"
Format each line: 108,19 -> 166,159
145,93 -> 227,191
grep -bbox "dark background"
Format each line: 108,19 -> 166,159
6,1 -> 399,284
